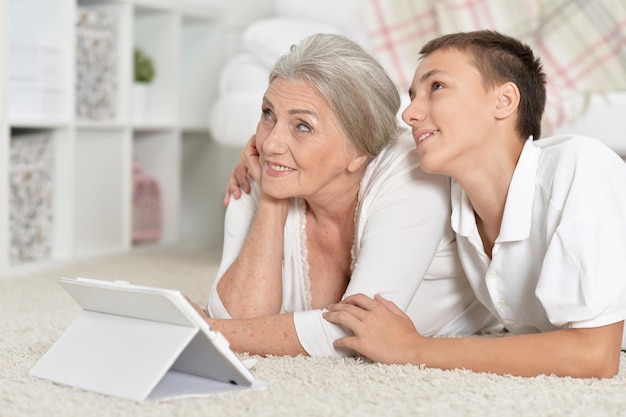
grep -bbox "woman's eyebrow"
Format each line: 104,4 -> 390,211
288,109 -> 316,117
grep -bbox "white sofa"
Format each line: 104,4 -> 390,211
208,1 -> 626,159
551,92 -> 626,158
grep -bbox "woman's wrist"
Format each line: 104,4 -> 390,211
258,192 -> 291,222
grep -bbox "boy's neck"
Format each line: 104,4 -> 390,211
458,135 -> 525,257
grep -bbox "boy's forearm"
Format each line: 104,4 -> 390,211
416,322 -> 623,378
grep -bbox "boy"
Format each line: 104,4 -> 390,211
324,30 -> 626,378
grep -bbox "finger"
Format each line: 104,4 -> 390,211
325,301 -> 371,319
340,293 -> 381,311
235,170 -> 250,193
323,307 -> 365,332
225,174 -> 242,201
332,335 -> 359,352
223,187 -> 238,206
228,188 -> 242,201
247,164 -> 261,185
183,295 -> 208,319
240,176 -> 251,194
374,294 -> 407,318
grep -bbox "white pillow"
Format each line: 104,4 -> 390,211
217,53 -> 270,95
208,90 -> 265,148
241,17 -> 344,68
271,0 -> 370,49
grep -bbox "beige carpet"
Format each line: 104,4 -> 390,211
1,243 -> 626,417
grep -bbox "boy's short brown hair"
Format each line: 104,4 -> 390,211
420,30 -> 546,140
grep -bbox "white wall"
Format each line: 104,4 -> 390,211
179,0 -> 274,250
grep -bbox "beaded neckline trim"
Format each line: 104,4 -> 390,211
297,196 -> 360,310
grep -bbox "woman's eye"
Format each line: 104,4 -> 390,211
296,122 -> 311,132
431,82 -> 444,92
261,109 -> 272,119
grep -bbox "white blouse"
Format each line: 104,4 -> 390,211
208,134 -> 496,356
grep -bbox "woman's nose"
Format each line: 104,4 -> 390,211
262,124 -> 288,153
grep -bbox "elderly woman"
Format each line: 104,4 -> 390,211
203,33 -> 497,357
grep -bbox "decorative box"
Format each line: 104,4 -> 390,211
75,7 -> 118,121
9,132 -> 54,263
8,45 -> 66,120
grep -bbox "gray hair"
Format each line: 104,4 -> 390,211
269,33 -> 400,160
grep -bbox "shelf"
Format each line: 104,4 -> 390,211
7,0 -> 74,123
180,14 -> 221,129
76,1 -> 132,125
8,128 -> 74,265
133,5 -> 177,125
8,119 -> 73,129
74,128 -> 131,257
0,0 -> 225,274
133,130 -> 179,244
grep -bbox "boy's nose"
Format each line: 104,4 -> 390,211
401,98 -> 427,127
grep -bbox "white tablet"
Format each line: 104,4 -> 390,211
30,277 -> 262,401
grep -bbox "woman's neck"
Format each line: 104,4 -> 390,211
304,180 -> 361,227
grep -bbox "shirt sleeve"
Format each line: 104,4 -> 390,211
295,140 -> 453,357
537,138 -> 626,333
346,152 -> 451,308
540,217 -> 626,330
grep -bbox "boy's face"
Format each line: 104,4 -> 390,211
402,48 -> 500,177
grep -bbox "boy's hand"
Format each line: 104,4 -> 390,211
224,135 -> 260,205
324,293 -> 422,364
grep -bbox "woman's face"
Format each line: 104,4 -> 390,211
255,77 -> 363,200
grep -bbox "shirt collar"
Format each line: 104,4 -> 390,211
451,136 -> 539,241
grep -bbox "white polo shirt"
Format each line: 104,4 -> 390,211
452,135 -> 626,348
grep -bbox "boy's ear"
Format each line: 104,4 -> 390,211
494,82 -> 520,120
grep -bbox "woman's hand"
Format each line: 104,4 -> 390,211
323,293 -> 423,364
224,135 -> 261,205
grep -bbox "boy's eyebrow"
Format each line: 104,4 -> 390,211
420,69 -> 448,83
407,69 -> 449,98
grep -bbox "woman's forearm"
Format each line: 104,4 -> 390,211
217,195 -> 291,318
208,313 -> 307,356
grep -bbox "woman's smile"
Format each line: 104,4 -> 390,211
265,160 -> 296,176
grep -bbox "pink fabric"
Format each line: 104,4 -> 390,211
365,0 -> 626,133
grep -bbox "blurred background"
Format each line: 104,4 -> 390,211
0,0 -> 624,277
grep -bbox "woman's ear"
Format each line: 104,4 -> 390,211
347,153 -> 369,173
494,82 -> 520,120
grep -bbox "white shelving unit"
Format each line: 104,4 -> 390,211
0,0 -> 226,275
